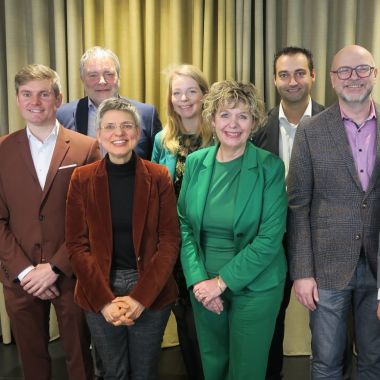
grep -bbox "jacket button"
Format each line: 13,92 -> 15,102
39,215 -> 44,221
137,256 -> 142,262
362,203 -> 367,209
355,234 -> 361,240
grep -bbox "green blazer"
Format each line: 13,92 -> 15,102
177,142 -> 287,293
151,131 -> 177,180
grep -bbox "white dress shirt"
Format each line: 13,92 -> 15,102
278,99 -> 312,178
87,98 -> 97,138
26,122 -> 59,189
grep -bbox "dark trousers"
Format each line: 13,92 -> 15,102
86,269 -> 171,380
172,300 -> 204,380
266,272 -> 292,380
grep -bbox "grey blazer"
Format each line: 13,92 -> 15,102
287,102 -> 380,290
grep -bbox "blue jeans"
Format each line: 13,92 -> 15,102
310,256 -> 380,380
85,269 -> 171,380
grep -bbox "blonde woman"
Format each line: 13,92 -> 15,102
152,64 -> 212,380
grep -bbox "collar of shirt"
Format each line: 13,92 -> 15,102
26,121 -> 60,144
87,98 -> 98,138
340,100 -> 377,129
87,97 -> 97,111
278,97 -> 313,127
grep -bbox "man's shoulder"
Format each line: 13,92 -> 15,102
57,98 -> 81,115
122,97 -> 155,114
0,129 -> 25,149
259,106 -> 280,131
305,103 -> 338,125
56,98 -> 85,128
311,100 -> 325,115
267,105 -> 280,119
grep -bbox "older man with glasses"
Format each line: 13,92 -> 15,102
288,44 -> 380,379
57,46 -> 161,160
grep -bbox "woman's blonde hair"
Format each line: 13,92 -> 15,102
202,80 -> 267,135
161,64 -> 212,154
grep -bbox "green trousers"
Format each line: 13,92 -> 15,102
190,283 -> 284,380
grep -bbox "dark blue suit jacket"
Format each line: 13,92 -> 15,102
57,96 -> 162,160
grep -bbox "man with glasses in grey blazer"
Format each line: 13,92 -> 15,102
288,45 -> 380,379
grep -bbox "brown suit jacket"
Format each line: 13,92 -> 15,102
0,126 -> 100,287
66,156 -> 179,313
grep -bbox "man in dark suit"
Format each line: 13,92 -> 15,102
252,46 -> 324,380
57,46 -> 161,159
0,64 -> 100,380
288,45 -> 380,379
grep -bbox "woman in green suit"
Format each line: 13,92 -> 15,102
178,80 -> 287,380
151,64 -> 212,380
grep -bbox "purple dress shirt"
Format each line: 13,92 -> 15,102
342,101 -> 377,192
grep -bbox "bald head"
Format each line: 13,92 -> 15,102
331,45 -> 375,71
330,45 -> 377,106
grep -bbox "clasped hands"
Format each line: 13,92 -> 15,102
20,263 -> 60,300
193,276 -> 226,315
101,296 -> 145,326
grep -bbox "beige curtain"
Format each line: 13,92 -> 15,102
2,0 -> 380,354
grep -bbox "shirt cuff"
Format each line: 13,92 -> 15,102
18,266 -> 34,281
378,288 -> 380,300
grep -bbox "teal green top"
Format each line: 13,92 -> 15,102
201,156 -> 242,275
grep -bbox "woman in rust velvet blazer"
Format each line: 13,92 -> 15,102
66,98 -> 179,380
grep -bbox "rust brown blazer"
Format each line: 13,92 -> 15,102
0,126 -> 100,287
66,156 -> 179,313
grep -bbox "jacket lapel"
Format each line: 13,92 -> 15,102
234,143 -> 258,229
75,97 -> 89,135
42,127 -> 69,200
326,104 -> 362,190
265,112 -> 280,155
93,159 -> 113,254
132,157 -> 152,255
17,129 -> 40,186
194,147 -> 217,239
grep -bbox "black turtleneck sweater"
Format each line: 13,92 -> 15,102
106,153 -> 137,270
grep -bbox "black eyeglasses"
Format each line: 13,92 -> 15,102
330,65 -> 375,80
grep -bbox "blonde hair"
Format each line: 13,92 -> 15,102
161,64 -> 212,154
15,64 -> 61,97
202,80 -> 266,134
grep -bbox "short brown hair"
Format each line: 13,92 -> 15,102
96,97 -> 141,130
14,64 -> 61,97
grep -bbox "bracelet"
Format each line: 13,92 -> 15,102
217,276 -> 225,293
